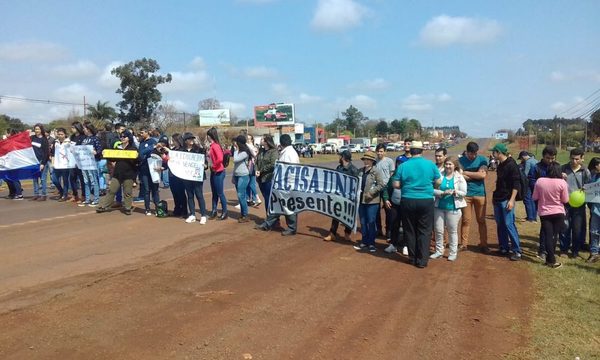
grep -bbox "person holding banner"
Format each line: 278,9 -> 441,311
232,135 -> 255,223
165,133 -> 188,219
532,162 -> 569,268
179,132 -> 208,224
586,157 -> 600,263
96,131 -> 138,215
79,123 -> 103,207
255,135 -> 278,216
353,151 -> 386,252
324,150 -> 359,242
255,134 -> 299,235
30,124 -> 50,201
207,127 -> 228,220
138,126 -> 160,216
246,134 -> 261,207
50,128 -> 74,202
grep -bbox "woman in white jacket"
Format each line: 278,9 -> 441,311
431,156 -> 468,261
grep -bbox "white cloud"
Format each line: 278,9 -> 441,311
221,101 -> 247,115
419,15 -> 503,47
189,56 -> 206,70
0,41 -> 68,62
551,101 -> 566,111
53,83 -> 96,103
311,0 -> 370,32
333,94 -> 377,110
271,83 -> 290,97
98,61 -> 123,89
297,93 -> 322,104
348,78 -> 390,91
401,93 -> 452,112
243,66 -> 278,79
52,60 -> 99,78
550,71 -> 566,82
160,70 -> 214,93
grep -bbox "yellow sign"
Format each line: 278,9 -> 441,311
102,149 -> 138,159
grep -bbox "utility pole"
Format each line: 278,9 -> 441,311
83,96 -> 87,119
559,123 -> 562,150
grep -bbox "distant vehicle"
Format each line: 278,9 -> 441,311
369,144 -> 377,152
323,143 -> 337,154
349,144 -> 364,153
309,143 -> 323,154
338,145 -> 349,154
385,143 -> 396,151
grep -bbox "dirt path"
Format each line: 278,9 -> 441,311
0,143 -> 534,359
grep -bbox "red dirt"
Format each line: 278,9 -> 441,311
0,166 -> 532,359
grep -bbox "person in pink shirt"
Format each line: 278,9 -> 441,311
532,162 -> 569,268
207,127 -> 228,220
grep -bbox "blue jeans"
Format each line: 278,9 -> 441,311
54,169 -> 71,198
560,204 -> 587,255
210,170 -> 227,214
97,160 -> 108,190
162,169 -> 170,187
140,170 -> 160,211
523,187 -> 537,221
7,180 -> 23,196
32,162 -> 49,196
169,173 -> 188,217
82,169 -> 100,203
246,173 -> 258,202
235,175 -> 250,217
590,212 -> 600,255
493,200 -> 521,253
258,180 -> 272,216
359,203 -> 379,246
184,180 -> 206,217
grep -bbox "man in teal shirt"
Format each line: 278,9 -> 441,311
458,141 -> 489,253
393,141 -> 441,268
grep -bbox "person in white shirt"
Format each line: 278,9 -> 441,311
255,134 -> 299,236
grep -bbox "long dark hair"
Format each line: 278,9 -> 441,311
235,135 -> 253,159
171,133 -> 184,150
263,134 -> 276,150
547,162 -> 563,179
33,123 -> 46,137
207,127 -> 220,144
588,157 -> 600,175
71,121 -> 85,136
84,122 -> 97,136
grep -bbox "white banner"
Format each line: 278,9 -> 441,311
53,142 -> 76,169
148,154 -> 163,183
71,145 -> 96,170
584,181 -> 600,204
199,109 -> 231,127
168,150 -> 205,182
269,162 -> 362,230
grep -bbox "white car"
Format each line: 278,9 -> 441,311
349,144 -> 362,153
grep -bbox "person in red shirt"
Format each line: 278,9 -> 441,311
207,127 -> 228,220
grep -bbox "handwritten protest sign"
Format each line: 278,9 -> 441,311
268,162 -> 362,231
71,145 -> 96,170
584,181 -> 600,204
168,150 -> 205,182
53,143 -> 76,169
148,154 -> 163,183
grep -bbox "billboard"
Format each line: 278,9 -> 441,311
199,109 -> 231,127
254,103 -> 295,127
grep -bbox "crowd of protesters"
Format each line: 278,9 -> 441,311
2,126 -> 599,269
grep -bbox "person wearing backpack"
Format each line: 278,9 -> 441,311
559,148 -> 591,259
207,127 -> 228,220
489,143 -> 522,261
517,151 -> 538,222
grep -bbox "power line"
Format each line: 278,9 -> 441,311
0,95 -> 84,106
556,88 -> 600,118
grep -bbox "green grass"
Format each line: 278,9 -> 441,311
504,141 -> 600,359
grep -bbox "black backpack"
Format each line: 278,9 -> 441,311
515,169 -> 528,201
222,146 -> 231,168
156,200 -> 168,218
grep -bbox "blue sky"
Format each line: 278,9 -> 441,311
1,0 -> 599,137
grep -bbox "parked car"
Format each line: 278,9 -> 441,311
338,145 -> 349,154
385,143 -> 396,151
369,144 -> 377,152
349,144 -> 364,153
323,143 -> 337,154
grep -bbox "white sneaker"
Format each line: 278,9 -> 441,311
448,254 -> 457,261
234,204 -> 241,209
402,246 -> 408,256
199,216 -> 207,225
429,252 -> 443,259
185,215 -> 196,223
384,244 -> 398,253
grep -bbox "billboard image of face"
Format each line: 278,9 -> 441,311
254,103 -> 295,127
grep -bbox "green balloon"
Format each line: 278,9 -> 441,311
568,190 -> 585,208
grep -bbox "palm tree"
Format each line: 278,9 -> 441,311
87,101 -> 118,123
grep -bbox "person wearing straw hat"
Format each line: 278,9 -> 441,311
393,140 -> 441,268
353,151 -> 386,252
